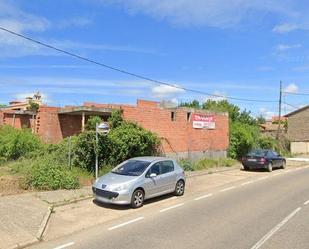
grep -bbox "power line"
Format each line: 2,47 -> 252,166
283,91 -> 309,96
0,26 -> 277,103
283,101 -> 300,110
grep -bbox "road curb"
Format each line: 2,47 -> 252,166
8,238 -> 38,249
36,206 -> 53,241
52,195 -> 93,208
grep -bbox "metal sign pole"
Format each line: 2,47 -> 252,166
95,123 -> 99,179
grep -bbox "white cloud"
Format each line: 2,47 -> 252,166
0,2 -> 156,58
0,1 -> 50,33
284,83 -> 299,93
272,23 -> 301,33
105,0 -> 295,28
151,84 -> 185,98
276,43 -> 302,51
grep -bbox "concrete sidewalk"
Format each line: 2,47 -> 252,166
0,186 -> 92,249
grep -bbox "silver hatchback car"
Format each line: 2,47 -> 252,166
92,157 -> 186,208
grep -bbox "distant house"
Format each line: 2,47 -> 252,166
285,105 -> 309,154
259,117 -> 287,137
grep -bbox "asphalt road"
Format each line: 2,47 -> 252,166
30,167 -> 309,249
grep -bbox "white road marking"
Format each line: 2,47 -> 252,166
220,186 -> 236,192
241,181 -> 254,186
53,242 -> 75,249
108,217 -> 144,231
250,207 -> 302,249
159,203 -> 184,212
304,200 -> 309,205
194,193 -> 213,201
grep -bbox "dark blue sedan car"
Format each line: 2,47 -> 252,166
241,149 -> 286,172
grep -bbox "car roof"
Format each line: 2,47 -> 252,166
129,156 -> 175,162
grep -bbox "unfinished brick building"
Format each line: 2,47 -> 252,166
0,99 -> 229,160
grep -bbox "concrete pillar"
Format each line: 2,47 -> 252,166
81,112 -> 85,132
12,114 -> 16,127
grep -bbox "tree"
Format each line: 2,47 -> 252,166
202,100 -> 257,125
26,101 -> 39,112
108,110 -> 123,129
179,100 -> 201,109
85,116 -> 102,131
0,104 -> 7,108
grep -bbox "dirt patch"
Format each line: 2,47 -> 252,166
0,175 -> 28,196
0,166 -> 27,196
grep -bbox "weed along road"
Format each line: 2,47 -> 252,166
29,166 -> 309,249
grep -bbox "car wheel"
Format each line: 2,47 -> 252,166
131,189 -> 144,208
243,166 -> 249,171
267,162 -> 273,172
281,161 -> 286,169
175,180 -> 185,196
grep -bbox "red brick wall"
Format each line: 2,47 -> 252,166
59,114 -> 82,138
36,106 -> 63,143
121,105 -> 229,154
1,112 -> 35,129
0,111 -> 3,126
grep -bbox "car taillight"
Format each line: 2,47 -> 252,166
241,157 -> 246,162
260,157 -> 266,163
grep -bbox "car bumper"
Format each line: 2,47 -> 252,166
92,187 -> 131,205
242,163 -> 268,169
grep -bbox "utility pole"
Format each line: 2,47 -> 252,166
276,81 -> 282,140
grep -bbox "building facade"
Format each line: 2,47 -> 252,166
285,105 -> 309,154
0,99 -> 229,160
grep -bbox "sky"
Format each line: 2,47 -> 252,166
1,0 -> 309,118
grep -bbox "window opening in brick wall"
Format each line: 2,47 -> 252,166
171,112 -> 176,121
187,112 -> 191,122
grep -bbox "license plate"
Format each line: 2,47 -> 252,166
248,159 -> 257,162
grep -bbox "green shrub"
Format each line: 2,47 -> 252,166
194,158 -> 217,170
218,158 -> 236,167
108,110 -> 123,129
178,159 -> 195,171
73,122 -> 160,171
229,122 -> 259,159
24,154 -> 79,190
0,125 -> 42,161
178,157 -> 237,171
107,122 -> 159,165
85,116 -> 102,131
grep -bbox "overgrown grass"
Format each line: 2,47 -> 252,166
5,157 -> 93,190
178,157 -> 237,172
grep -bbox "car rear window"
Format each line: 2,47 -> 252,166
247,149 -> 267,157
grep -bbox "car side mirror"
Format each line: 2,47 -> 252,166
149,173 -> 157,178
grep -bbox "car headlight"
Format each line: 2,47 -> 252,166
110,183 -> 130,192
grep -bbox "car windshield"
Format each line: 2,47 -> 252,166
247,149 -> 267,157
111,160 -> 151,176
